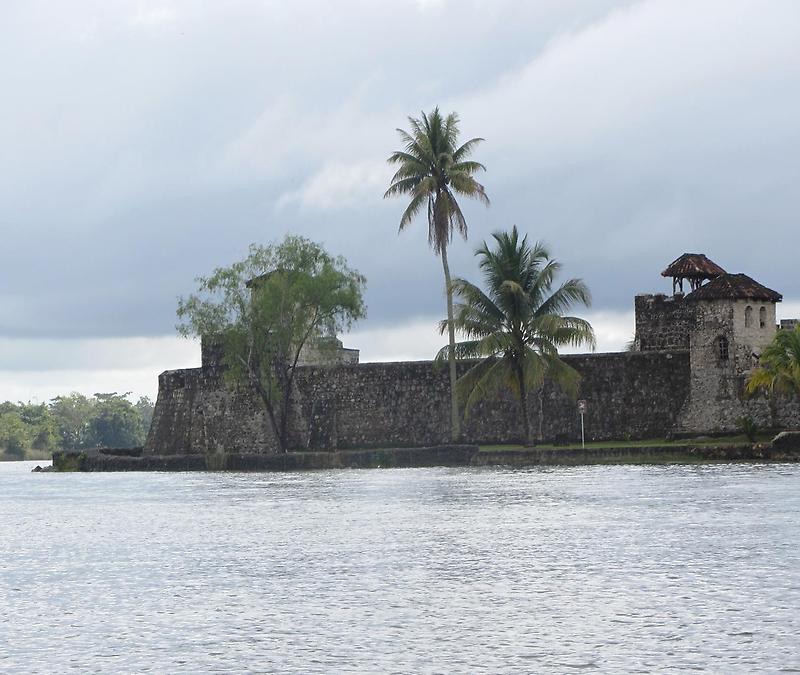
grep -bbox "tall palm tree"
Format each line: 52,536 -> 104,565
384,107 -> 489,441
438,226 -> 595,446
746,326 -> 800,397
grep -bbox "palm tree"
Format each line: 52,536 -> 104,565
384,107 -> 489,441
746,326 -> 800,397
438,226 -> 595,446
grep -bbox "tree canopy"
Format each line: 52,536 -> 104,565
438,226 -> 595,445
0,393 -> 154,460
176,235 -> 366,452
385,107 -> 489,254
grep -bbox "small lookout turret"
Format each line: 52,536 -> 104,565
662,253 -> 725,294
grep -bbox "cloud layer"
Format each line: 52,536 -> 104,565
1,0 -> 798,396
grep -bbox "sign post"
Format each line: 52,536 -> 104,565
578,400 -> 587,449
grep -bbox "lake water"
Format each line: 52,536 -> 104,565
1,460 -> 799,673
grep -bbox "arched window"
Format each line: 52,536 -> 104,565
759,306 -> 766,329
718,335 -> 729,361
745,305 -> 753,327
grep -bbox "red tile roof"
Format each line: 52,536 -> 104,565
661,253 -> 726,279
686,273 -> 782,302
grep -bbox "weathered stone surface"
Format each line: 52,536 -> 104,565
635,294 -> 695,351
145,351 -> 691,454
677,298 -> 800,432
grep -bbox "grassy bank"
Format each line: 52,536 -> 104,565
479,434 -> 769,453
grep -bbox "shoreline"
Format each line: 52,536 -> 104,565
50,441 -> 800,472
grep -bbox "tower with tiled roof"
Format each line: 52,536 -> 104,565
634,253 -> 790,432
661,253 -> 726,294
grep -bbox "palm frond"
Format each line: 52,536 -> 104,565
746,326 -> 800,396
460,357 -> 515,417
450,278 -> 506,326
537,278 -> 592,317
385,108 -> 489,256
398,192 -> 427,230
452,137 -> 485,162
384,175 -> 423,198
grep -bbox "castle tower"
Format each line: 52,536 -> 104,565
635,253 -> 787,432
678,273 -> 783,432
635,253 -> 727,351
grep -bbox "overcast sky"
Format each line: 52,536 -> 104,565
2,0 -> 799,402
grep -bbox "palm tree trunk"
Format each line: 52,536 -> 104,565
538,387 -> 545,442
519,371 -> 533,446
441,245 -> 461,442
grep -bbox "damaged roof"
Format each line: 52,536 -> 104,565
661,253 -> 726,279
686,273 -> 783,302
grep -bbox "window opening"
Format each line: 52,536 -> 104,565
759,306 -> 766,329
745,305 -> 753,328
718,335 -> 729,361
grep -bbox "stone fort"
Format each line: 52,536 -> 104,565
145,253 -> 800,455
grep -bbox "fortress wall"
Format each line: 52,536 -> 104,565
146,350 -> 692,454
291,352 -> 691,449
145,368 -> 278,455
635,294 -> 695,351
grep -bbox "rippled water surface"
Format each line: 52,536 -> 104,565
2,460 -> 800,673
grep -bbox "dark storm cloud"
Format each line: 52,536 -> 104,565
1,0 -> 798,348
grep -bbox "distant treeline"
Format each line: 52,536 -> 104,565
0,393 -> 154,460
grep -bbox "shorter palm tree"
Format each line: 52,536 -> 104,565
746,326 -> 800,397
437,226 -> 595,446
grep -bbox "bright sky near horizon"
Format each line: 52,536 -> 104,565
1,0 -> 799,403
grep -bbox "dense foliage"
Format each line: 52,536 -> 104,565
438,226 -> 595,446
0,393 -> 155,459
176,235 -> 366,452
384,107 -> 489,441
746,325 -> 800,397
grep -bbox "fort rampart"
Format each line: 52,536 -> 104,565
145,351 -> 691,454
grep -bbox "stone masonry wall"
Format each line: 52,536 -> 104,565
635,294 -> 695,351
676,299 -> 800,432
146,368 -> 279,455
146,351 -> 692,454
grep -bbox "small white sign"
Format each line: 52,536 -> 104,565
578,399 -> 587,414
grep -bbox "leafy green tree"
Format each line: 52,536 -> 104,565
438,226 -> 595,446
50,393 -> 94,450
0,412 -> 30,458
385,107 -> 489,442
16,402 -> 47,426
0,401 -> 19,415
88,393 -> 145,448
0,393 -> 153,456
135,396 -> 155,436
746,326 -> 800,397
176,235 -> 366,452
17,403 -> 59,452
